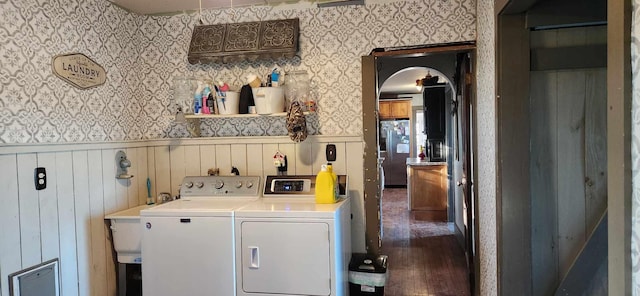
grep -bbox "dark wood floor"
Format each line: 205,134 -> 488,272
380,188 -> 470,296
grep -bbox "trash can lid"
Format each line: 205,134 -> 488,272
349,253 -> 388,273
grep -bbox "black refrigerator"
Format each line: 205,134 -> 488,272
423,85 -> 446,162
379,119 -> 410,187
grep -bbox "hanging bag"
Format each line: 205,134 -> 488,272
286,101 -> 308,142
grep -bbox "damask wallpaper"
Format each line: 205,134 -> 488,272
0,0 -> 476,143
475,0 -> 498,295
632,0 -> 640,293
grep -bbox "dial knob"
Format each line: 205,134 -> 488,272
195,182 -> 204,188
235,181 -> 243,189
184,182 -> 194,188
246,181 -> 254,188
214,180 -> 224,189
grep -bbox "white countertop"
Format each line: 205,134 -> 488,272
406,158 -> 447,166
104,204 -> 156,219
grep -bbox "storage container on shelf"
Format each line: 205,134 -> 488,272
171,77 -> 215,115
252,87 -> 285,114
284,70 -> 310,111
217,91 -> 240,115
171,77 -> 197,115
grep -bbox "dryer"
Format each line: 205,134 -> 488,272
140,175 -> 261,296
234,175 -> 351,296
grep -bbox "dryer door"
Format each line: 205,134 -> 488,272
240,221 -> 331,295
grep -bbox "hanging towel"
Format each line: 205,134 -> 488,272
238,84 -> 255,114
286,101 -> 307,142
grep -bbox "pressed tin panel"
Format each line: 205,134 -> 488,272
0,0 -> 475,144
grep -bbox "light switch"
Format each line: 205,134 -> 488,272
35,167 -> 46,190
326,144 -> 336,162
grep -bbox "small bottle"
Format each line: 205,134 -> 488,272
315,164 -> 336,204
418,145 -> 426,161
193,93 -> 201,114
202,85 -> 211,114
207,92 -> 215,114
194,81 -> 204,114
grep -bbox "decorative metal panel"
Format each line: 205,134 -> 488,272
188,24 -> 226,54
224,21 -> 260,51
188,19 -> 299,64
260,19 -> 297,49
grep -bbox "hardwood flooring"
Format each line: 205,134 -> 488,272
380,188 -> 470,296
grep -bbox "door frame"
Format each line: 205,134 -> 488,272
361,43 -> 479,293
495,0 -> 631,293
606,0 -> 631,293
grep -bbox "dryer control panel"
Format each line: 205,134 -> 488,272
263,175 -> 348,197
180,176 -> 261,198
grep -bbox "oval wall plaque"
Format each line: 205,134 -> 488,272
52,53 -> 106,89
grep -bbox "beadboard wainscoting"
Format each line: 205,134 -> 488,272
0,135 -> 364,296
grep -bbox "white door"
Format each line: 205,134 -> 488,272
141,216 -> 235,296
240,221 -> 331,296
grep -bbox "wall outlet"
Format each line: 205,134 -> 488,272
35,167 -> 46,190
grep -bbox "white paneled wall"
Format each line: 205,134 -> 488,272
0,136 -> 364,296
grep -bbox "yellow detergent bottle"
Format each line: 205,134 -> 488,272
326,163 -> 339,199
315,164 -> 336,204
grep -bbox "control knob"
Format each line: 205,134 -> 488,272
184,182 -> 194,188
246,181 -> 254,189
214,180 -> 224,189
235,181 -> 243,189
195,182 -> 204,189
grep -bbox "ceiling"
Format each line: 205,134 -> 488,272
108,0 -> 346,15
379,67 -> 449,95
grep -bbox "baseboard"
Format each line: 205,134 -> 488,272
454,224 -> 465,248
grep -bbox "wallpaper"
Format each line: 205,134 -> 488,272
0,0 -> 141,143
632,0 -> 640,293
0,0 -> 476,143
475,0 -> 498,295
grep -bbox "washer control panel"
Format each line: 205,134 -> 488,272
180,176 -> 261,197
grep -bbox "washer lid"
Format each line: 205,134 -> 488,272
235,198 -> 349,218
140,199 -> 255,217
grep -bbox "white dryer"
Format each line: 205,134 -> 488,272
140,176 -> 261,296
234,175 -> 351,296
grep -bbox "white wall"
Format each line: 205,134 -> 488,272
0,136 -> 364,296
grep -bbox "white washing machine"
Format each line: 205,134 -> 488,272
140,175 -> 261,296
234,175 -> 351,296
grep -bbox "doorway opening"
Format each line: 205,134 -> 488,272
361,43 -> 478,295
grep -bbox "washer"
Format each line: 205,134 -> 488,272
234,175 -> 351,296
140,175 -> 261,296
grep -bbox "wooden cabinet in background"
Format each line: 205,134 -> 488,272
407,164 -> 448,221
379,100 -> 411,119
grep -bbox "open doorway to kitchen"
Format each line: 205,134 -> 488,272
362,43 -> 478,295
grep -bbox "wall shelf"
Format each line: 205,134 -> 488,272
184,111 -> 314,119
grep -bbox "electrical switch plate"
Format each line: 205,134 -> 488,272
326,144 -> 336,162
35,167 -> 46,190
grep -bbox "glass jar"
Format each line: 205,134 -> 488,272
284,70 -> 310,110
171,77 -> 197,114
